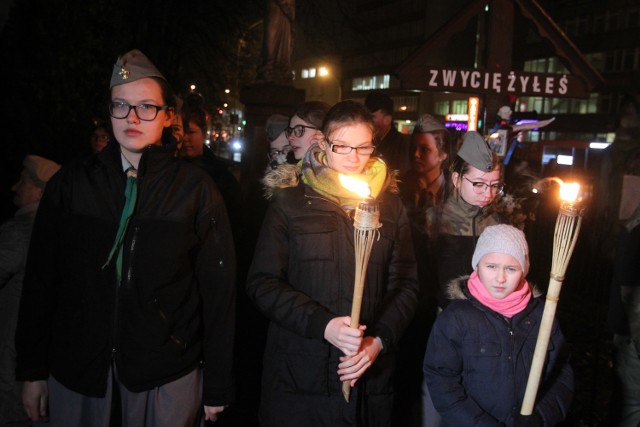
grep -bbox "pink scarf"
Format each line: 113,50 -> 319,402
467,270 -> 531,318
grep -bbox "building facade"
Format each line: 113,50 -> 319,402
291,0 -> 640,173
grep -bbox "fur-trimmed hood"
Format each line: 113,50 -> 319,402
261,163 -> 301,200
445,275 -> 542,301
261,161 -> 400,201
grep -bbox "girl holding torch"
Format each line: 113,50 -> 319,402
423,224 -> 573,426
247,100 -> 418,426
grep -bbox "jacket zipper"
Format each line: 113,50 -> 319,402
126,227 -> 139,285
507,319 -> 519,403
112,168 -> 142,361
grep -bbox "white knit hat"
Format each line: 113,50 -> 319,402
472,224 -> 529,275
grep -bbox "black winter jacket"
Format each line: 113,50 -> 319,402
15,142 -> 236,406
424,277 -> 573,427
246,182 -> 418,426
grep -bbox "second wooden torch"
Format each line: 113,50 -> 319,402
521,182 -> 584,415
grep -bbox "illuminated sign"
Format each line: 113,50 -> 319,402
412,67 -> 590,98
445,114 -> 469,122
446,113 -> 469,131
468,97 -> 479,132
445,122 -> 468,131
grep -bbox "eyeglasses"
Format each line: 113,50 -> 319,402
269,146 -> 292,156
329,143 -> 376,156
462,176 -> 504,194
109,101 -> 169,121
284,124 -> 317,138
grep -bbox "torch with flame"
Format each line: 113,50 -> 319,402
521,182 -> 583,415
339,175 -> 382,402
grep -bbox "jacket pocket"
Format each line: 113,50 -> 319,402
290,215 -> 337,262
462,339 -> 502,357
124,298 -> 171,349
462,339 -> 502,382
276,352 -> 328,394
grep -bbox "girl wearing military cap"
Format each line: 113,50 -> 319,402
16,49 -> 236,426
426,130 -> 509,309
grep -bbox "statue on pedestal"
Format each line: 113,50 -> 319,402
258,0 -> 295,85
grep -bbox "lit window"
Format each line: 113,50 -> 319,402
351,75 -> 390,91
301,69 -> 309,79
557,155 -> 574,165
309,68 -> 316,78
434,101 -> 449,116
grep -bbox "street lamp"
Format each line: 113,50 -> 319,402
319,66 -> 342,104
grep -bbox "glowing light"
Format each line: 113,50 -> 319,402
468,97 -> 479,132
319,67 -> 329,76
560,183 -> 580,203
224,89 -> 230,94
589,142 -> 612,150
446,114 -> 468,122
557,155 -> 573,165
190,84 -> 196,91
223,103 -> 228,107
339,175 -> 370,198
400,105 -> 407,111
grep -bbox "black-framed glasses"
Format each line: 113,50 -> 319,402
329,143 -> 376,156
462,176 -> 504,194
268,145 -> 292,157
109,101 -> 169,121
284,124 -> 317,138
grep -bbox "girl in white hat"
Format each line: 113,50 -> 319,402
423,224 -> 573,427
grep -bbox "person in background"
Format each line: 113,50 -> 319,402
286,100 -> 330,161
0,155 -> 60,427
180,97 -> 242,231
424,224 -> 573,427
607,209 -> 640,427
400,114 -> 450,234
365,92 -> 410,174
394,113 -> 450,426
15,49 -> 236,426
171,95 -> 184,150
265,114 -> 293,170
247,100 -> 418,426
89,121 -> 112,154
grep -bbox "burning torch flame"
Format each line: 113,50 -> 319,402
559,182 -> 580,203
339,174 -> 371,198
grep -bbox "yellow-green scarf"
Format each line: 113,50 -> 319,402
301,145 -> 388,210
